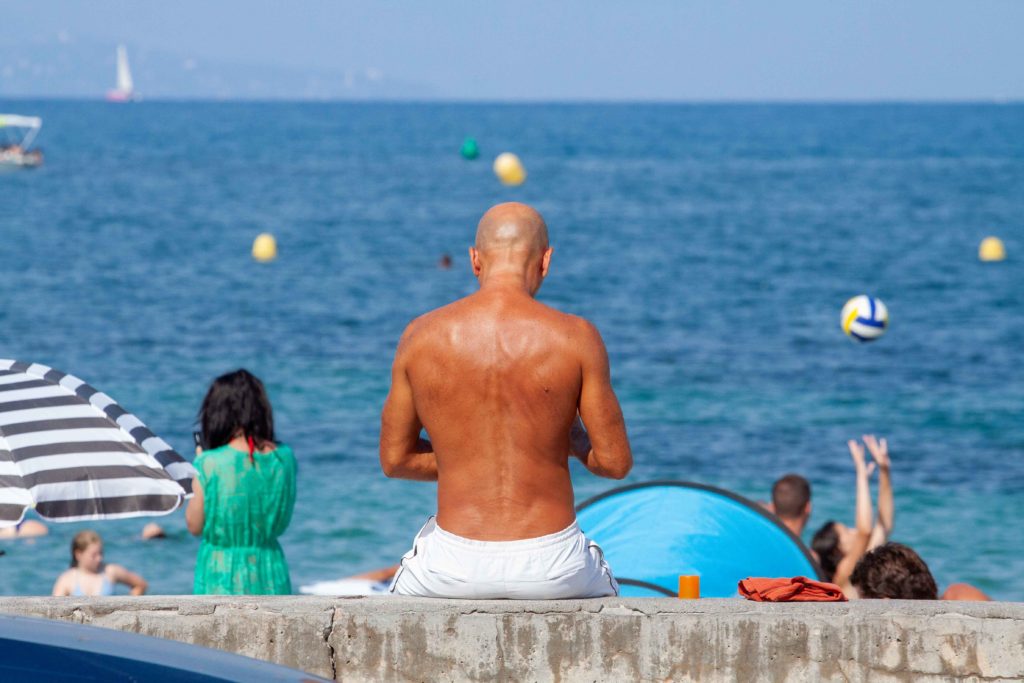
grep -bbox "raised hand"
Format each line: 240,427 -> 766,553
848,439 -> 867,468
849,440 -> 876,476
862,434 -> 890,470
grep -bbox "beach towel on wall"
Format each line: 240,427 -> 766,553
738,576 -> 846,602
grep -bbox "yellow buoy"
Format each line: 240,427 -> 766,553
979,236 -> 1006,262
493,152 -> 526,186
252,233 -> 278,262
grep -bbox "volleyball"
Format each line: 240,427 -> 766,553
841,295 -> 888,342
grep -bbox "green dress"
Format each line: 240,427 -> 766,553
193,443 -> 296,595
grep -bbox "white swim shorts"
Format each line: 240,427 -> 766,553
389,516 -> 618,599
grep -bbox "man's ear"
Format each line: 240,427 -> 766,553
470,247 -> 482,276
804,501 -> 813,519
540,247 -> 553,278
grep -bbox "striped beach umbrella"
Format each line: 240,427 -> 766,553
0,360 -> 195,527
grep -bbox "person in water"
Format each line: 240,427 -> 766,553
850,542 -> 937,599
186,370 -> 296,595
0,518 -> 48,539
769,474 -> 812,538
811,435 -> 894,598
381,202 -> 633,599
851,543 -> 992,601
51,530 -> 148,596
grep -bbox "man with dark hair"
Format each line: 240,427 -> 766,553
850,543 -> 938,600
770,474 -> 812,537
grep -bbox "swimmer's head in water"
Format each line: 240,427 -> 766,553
141,522 -> 166,540
71,530 -> 103,571
771,474 -> 812,521
470,202 -> 552,294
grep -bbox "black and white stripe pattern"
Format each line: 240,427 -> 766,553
0,360 -> 195,527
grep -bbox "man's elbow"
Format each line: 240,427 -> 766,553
602,455 -> 632,480
380,455 -> 402,479
606,463 -> 632,480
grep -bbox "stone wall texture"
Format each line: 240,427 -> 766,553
2,596 -> 1022,681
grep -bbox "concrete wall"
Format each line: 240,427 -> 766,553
2,596 -> 1022,682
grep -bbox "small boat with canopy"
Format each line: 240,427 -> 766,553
0,115 -> 43,169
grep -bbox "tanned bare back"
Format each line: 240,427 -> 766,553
380,203 -> 632,541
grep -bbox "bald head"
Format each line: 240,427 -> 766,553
470,203 -> 553,294
474,203 -> 549,255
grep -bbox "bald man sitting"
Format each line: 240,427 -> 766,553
380,202 -> 632,599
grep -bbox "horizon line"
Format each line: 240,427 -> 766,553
1,95 -> 1022,106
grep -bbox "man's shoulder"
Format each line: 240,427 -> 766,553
396,299 -> 470,356
400,297 -> 604,348
542,307 -> 602,341
401,299 -> 463,339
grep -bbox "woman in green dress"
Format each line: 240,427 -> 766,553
186,369 -> 296,595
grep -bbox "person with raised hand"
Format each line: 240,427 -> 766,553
862,434 -> 894,550
811,439 -> 875,598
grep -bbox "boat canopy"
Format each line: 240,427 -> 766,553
0,114 -> 42,149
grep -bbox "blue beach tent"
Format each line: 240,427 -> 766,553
576,481 -> 822,597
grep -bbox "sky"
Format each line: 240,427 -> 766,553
2,0 -> 1023,100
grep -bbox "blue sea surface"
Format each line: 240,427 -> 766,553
0,102 -> 1022,599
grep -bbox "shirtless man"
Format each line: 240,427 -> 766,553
380,202 -> 632,599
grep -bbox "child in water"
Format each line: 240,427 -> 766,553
51,530 -> 148,596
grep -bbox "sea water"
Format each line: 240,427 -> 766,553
0,102 -> 1021,599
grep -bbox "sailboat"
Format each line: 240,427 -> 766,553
106,45 -> 137,102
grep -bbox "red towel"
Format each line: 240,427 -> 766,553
738,576 -> 847,602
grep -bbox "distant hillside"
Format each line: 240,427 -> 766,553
0,38 -> 436,100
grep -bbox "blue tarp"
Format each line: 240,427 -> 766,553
576,481 -> 821,597
0,614 -> 327,682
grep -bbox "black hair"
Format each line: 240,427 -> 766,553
851,543 -> 938,600
811,520 -> 841,582
197,369 -> 275,451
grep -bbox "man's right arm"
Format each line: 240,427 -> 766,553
572,320 -> 632,480
379,326 -> 438,481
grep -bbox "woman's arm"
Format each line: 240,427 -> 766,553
108,564 -> 148,596
863,435 -> 893,550
185,476 -> 205,536
51,571 -> 70,597
835,439 -> 874,597
270,449 -> 298,538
